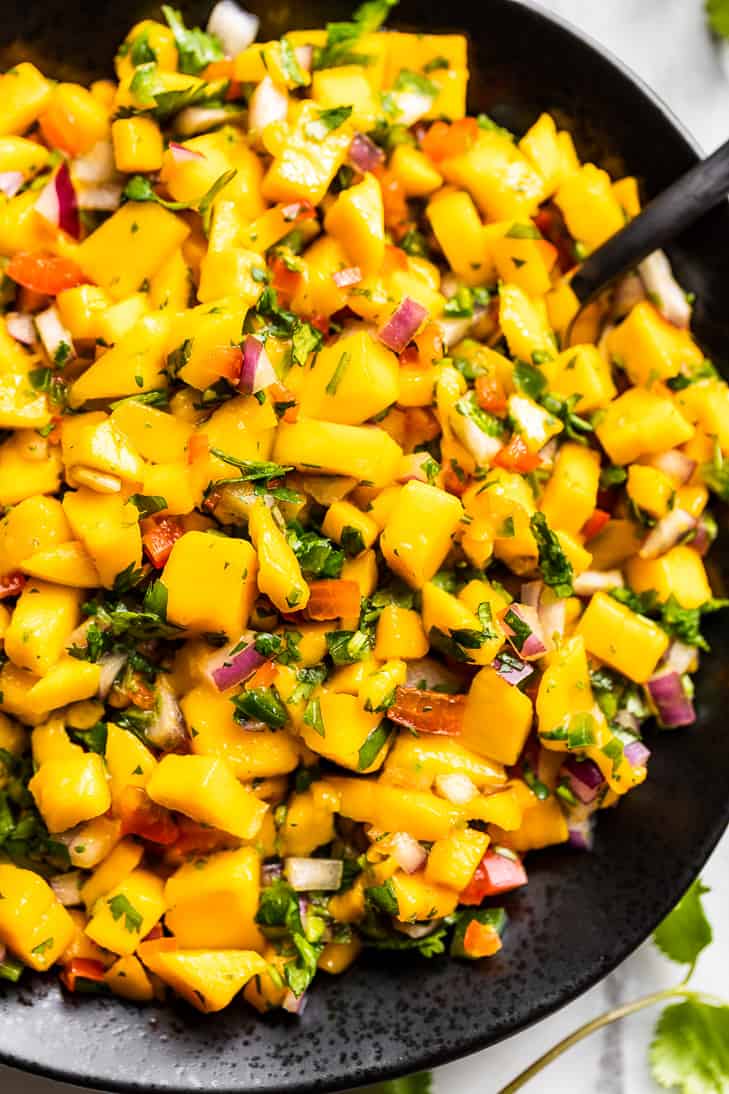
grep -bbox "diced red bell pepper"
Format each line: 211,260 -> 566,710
269,381 -> 299,422
6,252 -> 88,295
305,579 -> 361,621
270,255 -> 303,305
208,346 -> 243,383
0,572 -> 27,599
141,515 -> 184,568
119,786 -> 180,846
475,374 -> 507,414
462,919 -> 504,957
421,118 -> 479,163
245,660 -> 277,690
582,508 -> 611,542
59,957 -> 107,993
388,686 -> 466,736
460,850 -> 528,905
494,435 -> 541,473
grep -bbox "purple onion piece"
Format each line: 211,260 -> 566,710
262,861 -> 283,886
332,266 -> 362,288
54,162 -> 80,240
646,671 -> 696,728
348,132 -> 385,173
378,296 -> 428,353
493,653 -> 534,687
209,639 -> 265,692
623,740 -> 651,767
563,755 -> 605,803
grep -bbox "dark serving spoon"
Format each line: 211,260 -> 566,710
570,133 -> 729,314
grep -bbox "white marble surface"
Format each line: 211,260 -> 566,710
2,3 -> 729,1094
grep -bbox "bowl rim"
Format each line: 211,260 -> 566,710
0,2 -> 726,1092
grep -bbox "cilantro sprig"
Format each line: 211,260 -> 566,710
498,878 -> 729,1094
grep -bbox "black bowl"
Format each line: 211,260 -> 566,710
2,1 -> 729,1091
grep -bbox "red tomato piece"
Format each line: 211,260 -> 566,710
388,686 -> 466,736
0,572 -> 26,599
6,252 -> 88,295
460,850 -> 528,905
305,579 -> 361,622
141,515 -> 184,568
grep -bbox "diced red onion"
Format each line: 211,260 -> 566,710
378,297 -> 428,354
520,581 -> 543,609
35,306 -> 75,363
262,861 -> 283,885
72,140 -> 115,183
0,171 -> 24,198
207,0 -> 259,55
624,739 -> 651,767
76,182 -> 123,211
563,755 -> 605,804
646,671 -> 696,728
51,870 -> 83,906
504,603 -> 547,661
612,271 -> 646,317
206,638 -> 264,691
691,516 -> 714,557
664,639 -> 697,675
494,653 -> 534,687
395,919 -> 444,939
294,45 -> 313,73
332,266 -> 362,289
396,451 -> 436,484
348,133 -> 385,173
390,832 -> 426,874
35,163 -> 80,240
97,651 -> 128,698
284,857 -> 344,892
5,313 -> 37,346
568,818 -> 594,851
145,676 -> 187,751
388,90 -> 434,127
639,508 -> 696,560
168,141 -> 207,164
613,709 -> 641,735
539,597 -> 566,651
639,250 -> 691,329
175,106 -> 245,137
647,448 -> 696,485
573,569 -> 624,596
282,989 -> 308,1015
435,773 -> 478,804
239,334 -> 277,394
248,76 -> 289,133
458,416 -> 503,465
405,656 -> 464,692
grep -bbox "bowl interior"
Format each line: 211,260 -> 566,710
1,1 -> 729,1091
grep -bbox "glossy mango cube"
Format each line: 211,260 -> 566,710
576,591 -> 669,683
85,868 -> 166,956
5,580 -> 81,676
273,420 -> 403,488
138,943 -> 267,1013
162,530 -> 258,637
146,754 -> 267,839
63,489 -> 142,589
627,545 -> 712,610
77,203 -> 189,300
0,864 -> 74,970
165,847 -> 264,951
596,387 -> 694,465
29,752 -> 111,833
461,667 -> 534,765
380,480 -> 463,589
606,301 -> 703,386
298,330 -> 400,426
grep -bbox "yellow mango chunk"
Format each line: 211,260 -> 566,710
110,400 -> 193,463
421,581 -> 503,665
61,412 -> 144,485
627,545 -> 712,610
440,131 -> 544,220
165,847 -> 264,951
85,869 -> 166,956
374,604 -> 429,660
383,732 -> 506,792
493,796 -> 569,852
29,752 -> 110,833
555,163 -> 625,250
607,301 -> 703,386
274,419 -> 402,487
146,754 -> 267,839
576,591 -> 669,683
300,690 -> 386,773
162,530 -> 258,637
499,281 -> 556,361
626,464 -> 674,518
425,828 -> 489,891
325,775 -> 462,841
391,869 -> 459,921
0,864 -> 74,970
182,685 -> 299,779
324,172 -> 385,274
104,723 -> 157,810
20,541 -> 101,588
248,498 -> 309,613
63,489 -> 142,589
461,667 -> 534,765
69,313 -> 172,407
81,838 -> 144,911
77,203 -> 190,299
596,387 -> 694,465
5,580 -> 81,675
380,480 -> 463,588
299,330 -> 400,425
138,943 -> 266,1013
262,101 -> 353,205
541,344 -> 616,412
0,64 -> 52,137
0,495 -> 70,575
540,443 -> 600,537
104,955 -> 155,1002
26,656 -> 101,715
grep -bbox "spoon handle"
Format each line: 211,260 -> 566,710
570,134 -> 729,306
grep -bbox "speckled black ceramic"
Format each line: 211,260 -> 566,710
1,1 -> 729,1090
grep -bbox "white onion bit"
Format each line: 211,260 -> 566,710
435,773 -> 478,805
285,857 -> 344,892
638,250 -> 691,329
206,0 -> 259,56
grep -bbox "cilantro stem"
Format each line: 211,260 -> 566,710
497,986 -> 722,1094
